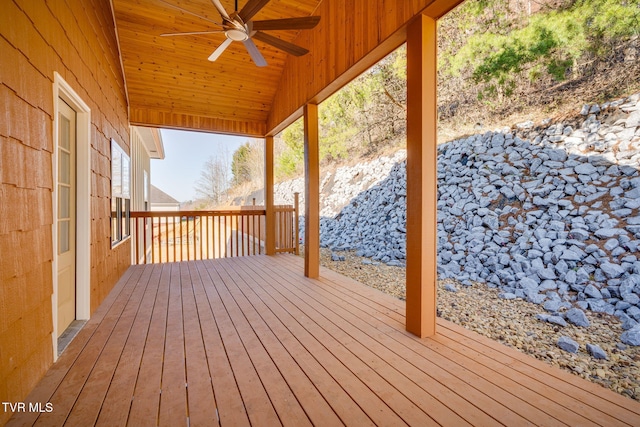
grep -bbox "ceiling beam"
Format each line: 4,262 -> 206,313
130,108 -> 266,137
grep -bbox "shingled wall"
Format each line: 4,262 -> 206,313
0,1 -> 131,421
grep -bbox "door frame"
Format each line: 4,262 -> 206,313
52,72 -> 91,360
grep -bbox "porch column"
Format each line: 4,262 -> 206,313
406,13 -> 438,338
265,135 -> 276,255
304,103 -> 320,278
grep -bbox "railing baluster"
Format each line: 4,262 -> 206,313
280,210 -> 284,252
287,207 -> 292,253
151,217 -> 156,263
171,217 -> 175,262
131,205 -> 294,263
185,215 -> 189,261
233,214 -> 237,257
241,213 -> 245,257
143,217 -> 148,264
206,214 -> 210,260
135,217 -> 140,264
157,217 -> 161,264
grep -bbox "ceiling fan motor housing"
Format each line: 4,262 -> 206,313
226,28 -> 248,41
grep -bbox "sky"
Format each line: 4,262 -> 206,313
151,129 -> 251,203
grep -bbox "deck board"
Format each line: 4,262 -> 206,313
95,264 -> 163,427
194,261 -> 282,426
187,261 -> 250,427
214,257 -> 344,426
202,259 -> 312,427
254,256 -> 601,426
33,267 -> 146,427
217,259 -> 376,426
127,263 -> 171,426
9,255 -> 640,427
244,256 -> 538,426
179,263 -> 219,427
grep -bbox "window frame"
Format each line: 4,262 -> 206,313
111,139 -> 131,247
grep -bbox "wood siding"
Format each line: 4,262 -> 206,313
0,1 -> 131,422
129,128 -> 151,213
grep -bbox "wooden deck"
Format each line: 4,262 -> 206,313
9,255 -> 640,426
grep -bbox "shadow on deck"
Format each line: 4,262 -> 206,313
8,255 -> 640,426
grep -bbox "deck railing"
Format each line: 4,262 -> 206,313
130,195 -> 299,264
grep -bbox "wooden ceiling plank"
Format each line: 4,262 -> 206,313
113,0 -> 319,133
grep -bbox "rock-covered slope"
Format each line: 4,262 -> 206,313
315,93 -> 640,344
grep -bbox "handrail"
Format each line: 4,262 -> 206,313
130,208 -> 266,218
130,197 -> 299,265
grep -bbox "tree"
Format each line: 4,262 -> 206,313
232,143 -> 252,186
230,139 -> 265,188
194,151 -> 230,206
276,119 -> 305,179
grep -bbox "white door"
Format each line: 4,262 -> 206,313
57,100 -> 76,335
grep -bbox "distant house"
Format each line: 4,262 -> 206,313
151,185 -> 181,211
131,127 -> 165,212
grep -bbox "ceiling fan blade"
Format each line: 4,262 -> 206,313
156,0 -> 222,26
252,31 -> 309,56
161,30 -> 225,37
211,0 -> 231,20
251,16 -> 321,31
242,38 -> 267,67
208,38 -> 233,61
239,0 -> 271,22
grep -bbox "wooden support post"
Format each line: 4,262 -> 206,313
406,13 -> 438,338
304,103 -> 320,278
265,135 -> 276,255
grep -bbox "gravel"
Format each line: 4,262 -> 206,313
305,247 -> 640,402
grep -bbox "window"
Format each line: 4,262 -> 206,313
143,170 -> 149,211
111,139 -> 131,246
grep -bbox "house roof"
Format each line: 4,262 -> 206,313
110,0 -> 461,138
150,185 -> 180,205
134,127 -> 165,160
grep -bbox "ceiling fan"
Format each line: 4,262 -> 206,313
160,0 -> 320,67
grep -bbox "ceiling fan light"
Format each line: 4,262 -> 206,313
226,29 -> 248,41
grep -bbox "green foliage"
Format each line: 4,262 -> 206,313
277,118 -> 304,179
443,0 -> 640,100
231,142 -> 252,186
275,47 -> 407,180
319,77 -> 372,160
